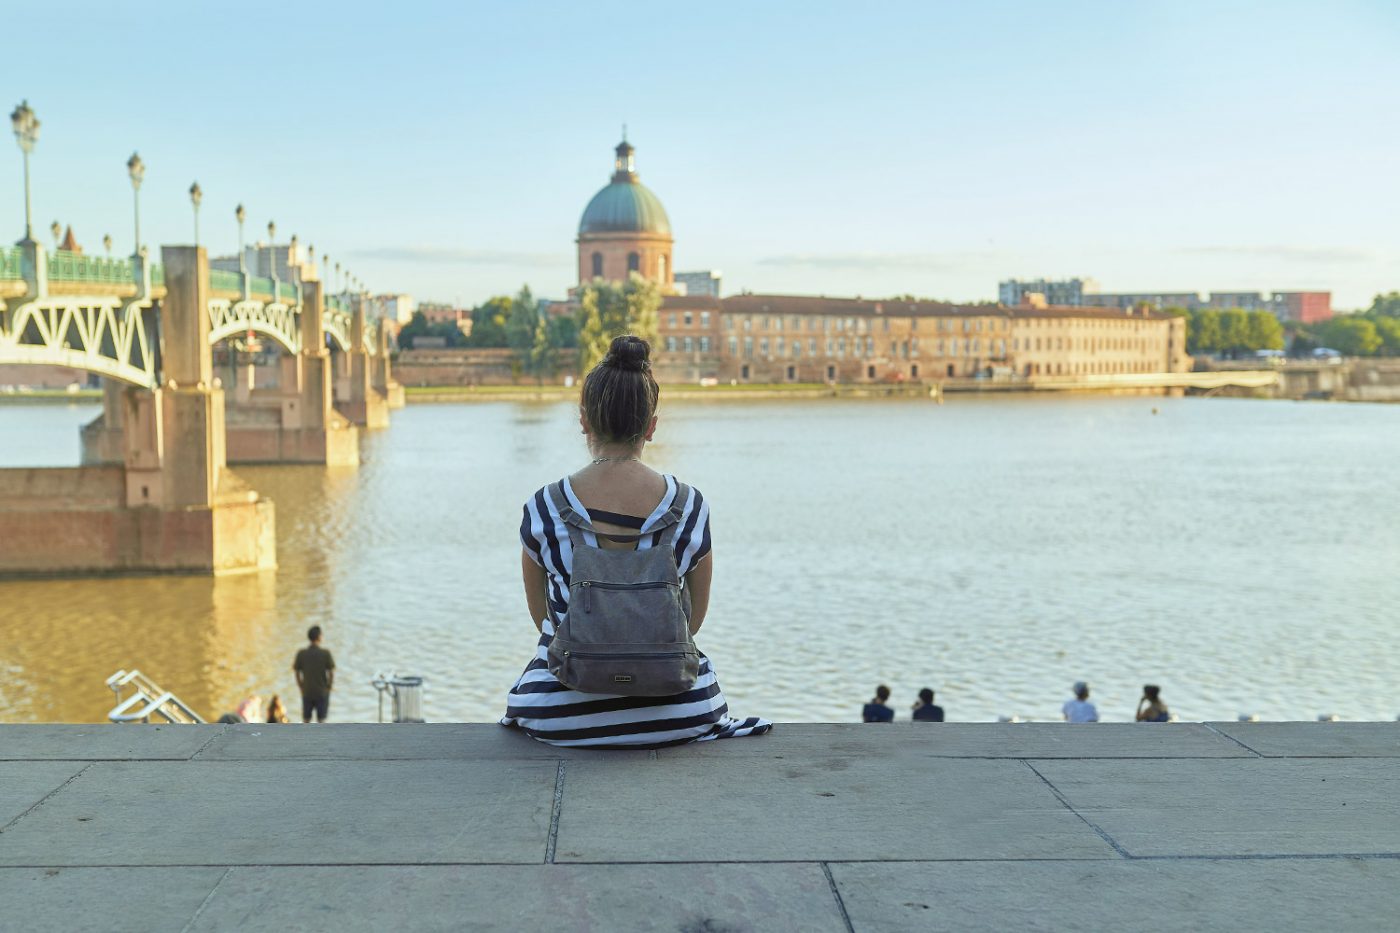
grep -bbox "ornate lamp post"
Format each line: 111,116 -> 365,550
334,261 -> 341,294
266,220 -> 276,280
189,181 -> 202,245
10,100 -> 39,244
103,233 -> 112,256
126,152 -> 144,256
50,220 -> 60,248
235,204 -> 246,274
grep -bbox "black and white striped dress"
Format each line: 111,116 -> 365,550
501,475 -> 772,748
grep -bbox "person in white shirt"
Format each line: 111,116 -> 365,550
1062,681 -> 1099,723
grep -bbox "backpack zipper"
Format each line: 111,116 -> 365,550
563,650 -> 691,660
577,580 -> 677,613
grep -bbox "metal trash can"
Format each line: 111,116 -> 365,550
371,673 -> 426,723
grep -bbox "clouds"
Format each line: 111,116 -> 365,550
756,251 -> 995,271
1175,245 -> 1374,265
348,246 -> 567,268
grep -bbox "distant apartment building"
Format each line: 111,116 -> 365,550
367,294 -> 414,324
1081,289 -> 1332,323
674,270 -> 722,298
998,278 -> 1098,307
210,242 -> 309,283
1081,292 -> 1200,311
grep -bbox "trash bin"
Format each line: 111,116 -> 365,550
371,673 -> 426,723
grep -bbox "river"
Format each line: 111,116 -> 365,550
2,395 -> 1398,725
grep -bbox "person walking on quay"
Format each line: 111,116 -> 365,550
500,335 -> 770,748
1136,684 -> 1170,722
1062,681 -> 1099,723
293,626 -> 336,724
863,685 -> 894,723
912,687 -> 944,722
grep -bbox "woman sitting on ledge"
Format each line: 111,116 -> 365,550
501,335 -> 772,748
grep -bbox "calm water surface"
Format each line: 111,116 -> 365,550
2,396 -> 1398,724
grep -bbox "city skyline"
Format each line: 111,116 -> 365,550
7,1 -> 1400,309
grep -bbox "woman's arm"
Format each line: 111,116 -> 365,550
521,550 -> 549,632
684,552 -> 712,635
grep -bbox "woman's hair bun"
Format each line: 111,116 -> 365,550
603,334 -> 651,372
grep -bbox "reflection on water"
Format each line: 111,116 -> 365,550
2,396 -> 1399,724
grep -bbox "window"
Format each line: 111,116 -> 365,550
724,316 -> 734,331
825,338 -> 833,356
699,337 -> 710,352
787,365 -> 796,381
743,317 -> 752,331
909,337 -> 918,356
791,339 -> 802,358
665,337 -> 677,352
867,336 -> 875,355
890,340 -> 898,356
591,252 -> 602,277
937,339 -> 945,354
684,312 -> 693,326
728,336 -> 738,356
808,316 -> 817,331
701,311 -> 710,328
951,339 -> 959,356
826,364 -> 836,381
743,336 -> 754,358
808,338 -> 817,355
683,336 -> 693,352
760,337 -> 770,356
911,364 -> 919,379
867,365 -> 876,379
911,318 -> 919,331
668,313 -> 677,327
762,317 -> 770,330
883,318 -> 891,332
741,364 -> 750,380
627,252 -> 640,273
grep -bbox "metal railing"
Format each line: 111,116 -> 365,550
248,275 -> 275,299
150,264 -> 163,286
0,246 -> 22,280
210,268 -> 243,292
48,249 -> 134,285
106,669 -> 204,724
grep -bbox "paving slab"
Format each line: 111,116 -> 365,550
0,724 -> 221,761
0,761 -> 86,829
1209,721 -> 1400,757
197,723 -> 648,761
0,760 -> 557,866
831,858 -> 1400,933
557,755 -> 1117,862
0,866 -> 225,933
1033,758 -> 1400,857
190,863 -> 847,933
655,724 -> 1246,759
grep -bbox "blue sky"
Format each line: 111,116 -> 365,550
6,1 -> 1399,308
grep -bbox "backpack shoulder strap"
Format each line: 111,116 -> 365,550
665,481 -> 694,548
546,480 -> 592,548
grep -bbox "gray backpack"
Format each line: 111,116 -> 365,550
546,481 -> 700,696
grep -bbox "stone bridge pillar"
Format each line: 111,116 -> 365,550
372,326 -> 406,409
335,294 -> 390,429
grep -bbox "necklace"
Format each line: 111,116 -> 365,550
591,456 -> 640,464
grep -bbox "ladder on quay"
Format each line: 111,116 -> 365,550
106,669 -> 205,724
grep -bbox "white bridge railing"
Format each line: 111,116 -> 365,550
106,669 -> 204,724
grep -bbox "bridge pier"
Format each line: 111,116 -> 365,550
0,247 -> 276,577
333,295 -> 391,429
223,279 -> 359,466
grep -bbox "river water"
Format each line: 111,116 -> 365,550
2,395 -> 1398,725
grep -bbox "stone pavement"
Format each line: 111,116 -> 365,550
1,722 -> 1397,931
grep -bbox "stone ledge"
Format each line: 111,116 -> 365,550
1,723 -> 1397,931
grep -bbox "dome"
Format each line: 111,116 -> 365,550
578,139 -> 672,237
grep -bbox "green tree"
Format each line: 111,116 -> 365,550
1372,316 -> 1400,356
1218,308 -> 1250,358
396,311 -> 431,349
574,273 -> 662,372
1317,317 -> 1382,357
548,314 -> 579,349
528,315 -> 556,384
506,286 -> 540,369
1245,310 -> 1284,352
466,296 -> 511,347
1193,309 -> 1222,355
1367,291 -> 1400,318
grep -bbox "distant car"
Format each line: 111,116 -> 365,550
1311,348 -> 1343,364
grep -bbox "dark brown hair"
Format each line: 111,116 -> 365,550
581,335 -> 659,444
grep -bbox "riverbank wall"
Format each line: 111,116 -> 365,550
3,722 -> 1397,931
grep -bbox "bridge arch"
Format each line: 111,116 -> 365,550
207,299 -> 301,354
0,296 -> 159,388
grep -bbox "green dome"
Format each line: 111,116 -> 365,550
578,139 -> 672,237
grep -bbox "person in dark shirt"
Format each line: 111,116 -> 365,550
862,684 -> 894,723
912,687 -> 945,722
293,626 -> 336,723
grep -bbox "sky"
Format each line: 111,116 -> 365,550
5,1 -> 1399,309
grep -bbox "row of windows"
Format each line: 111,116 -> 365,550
666,311 -> 712,328
1014,336 -> 1156,353
663,336 -> 712,353
718,314 -> 1010,335
590,251 -> 664,277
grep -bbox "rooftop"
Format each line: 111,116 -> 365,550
662,292 -> 1178,320
2,723 -> 1397,930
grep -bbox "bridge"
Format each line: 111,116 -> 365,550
0,236 -> 403,577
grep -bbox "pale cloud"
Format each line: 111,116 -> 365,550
1175,245 -> 1374,264
756,251 -> 995,271
350,246 -> 566,267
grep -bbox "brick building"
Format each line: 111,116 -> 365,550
576,138 -> 673,288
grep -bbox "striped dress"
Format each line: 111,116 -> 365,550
501,474 -> 772,748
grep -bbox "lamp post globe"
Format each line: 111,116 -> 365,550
103,233 -> 112,256
235,204 -> 247,274
189,181 -> 202,245
10,100 -> 39,243
50,220 -> 60,247
126,152 -> 145,256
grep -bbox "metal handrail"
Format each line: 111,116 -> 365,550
106,669 -> 204,724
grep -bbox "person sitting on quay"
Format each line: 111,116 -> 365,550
266,695 -> 290,724
293,626 -> 336,724
912,687 -> 944,722
1062,681 -> 1099,723
862,685 -> 894,723
1136,684 -> 1170,722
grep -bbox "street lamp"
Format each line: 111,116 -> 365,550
235,204 -> 246,274
50,220 -> 60,248
126,152 -> 144,256
334,261 -> 341,293
189,181 -> 202,245
103,233 -> 112,256
266,221 -> 276,280
10,100 -> 39,243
